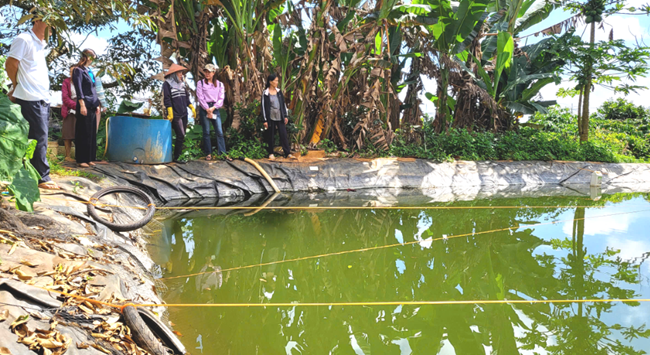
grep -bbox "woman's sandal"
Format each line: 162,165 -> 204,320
38,181 -> 61,190
78,163 -> 90,168
268,154 -> 276,160
206,155 -> 212,161
64,157 -> 75,162
225,156 -> 233,162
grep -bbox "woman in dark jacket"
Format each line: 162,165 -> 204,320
163,64 -> 196,162
72,49 -> 100,168
261,74 -> 294,159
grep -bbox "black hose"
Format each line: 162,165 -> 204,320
87,186 -> 156,232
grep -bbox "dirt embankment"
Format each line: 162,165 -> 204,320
0,175 -> 184,355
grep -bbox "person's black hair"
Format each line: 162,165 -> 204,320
76,48 -> 97,68
265,74 -> 279,89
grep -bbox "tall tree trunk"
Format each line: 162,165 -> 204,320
435,54 -> 450,133
580,22 -> 595,142
402,56 -> 423,127
388,64 -> 402,131
577,87 -> 583,137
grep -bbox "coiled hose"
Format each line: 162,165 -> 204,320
87,186 -> 156,232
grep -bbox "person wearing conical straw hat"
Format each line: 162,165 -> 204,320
162,64 -> 196,162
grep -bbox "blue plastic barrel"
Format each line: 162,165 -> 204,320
106,116 -> 172,164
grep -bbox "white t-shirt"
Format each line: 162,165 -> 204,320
7,30 -> 50,102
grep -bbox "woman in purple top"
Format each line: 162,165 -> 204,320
196,64 -> 230,161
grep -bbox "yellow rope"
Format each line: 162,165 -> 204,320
36,284 -> 650,309
102,116 -> 110,158
159,209 -> 649,281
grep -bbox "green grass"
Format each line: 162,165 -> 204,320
49,156 -> 102,182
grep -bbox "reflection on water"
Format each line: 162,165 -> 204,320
149,194 -> 650,354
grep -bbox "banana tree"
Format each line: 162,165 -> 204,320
424,0 -> 491,132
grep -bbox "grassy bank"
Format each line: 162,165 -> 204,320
387,107 -> 649,163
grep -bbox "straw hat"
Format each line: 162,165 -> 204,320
164,64 -> 188,77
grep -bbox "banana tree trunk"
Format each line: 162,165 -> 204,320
435,54 -> 450,133
580,22 -> 595,142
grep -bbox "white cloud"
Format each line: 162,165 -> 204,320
599,16 -> 647,42
561,211 -> 638,237
68,32 -> 110,56
539,74 -> 650,115
604,236 -> 650,273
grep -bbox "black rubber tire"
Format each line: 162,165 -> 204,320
87,186 -> 156,232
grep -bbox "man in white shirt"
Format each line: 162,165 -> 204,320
5,18 -> 59,189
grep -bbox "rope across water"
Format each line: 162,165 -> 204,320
31,194 -> 650,311
159,208 -> 650,281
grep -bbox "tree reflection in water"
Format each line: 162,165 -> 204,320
152,194 -> 650,354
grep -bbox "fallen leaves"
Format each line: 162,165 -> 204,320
11,316 -> 71,355
20,259 -> 41,267
14,268 -> 34,281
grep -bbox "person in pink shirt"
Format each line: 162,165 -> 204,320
196,64 -> 230,161
61,64 -> 77,162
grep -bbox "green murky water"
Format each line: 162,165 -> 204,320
150,193 -> 650,354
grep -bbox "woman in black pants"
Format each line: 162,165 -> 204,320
72,49 -> 100,168
261,74 -> 295,159
163,64 -> 196,162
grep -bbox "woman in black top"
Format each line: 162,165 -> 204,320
72,49 -> 101,168
261,74 -> 294,159
163,64 -> 196,162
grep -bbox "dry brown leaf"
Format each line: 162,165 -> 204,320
8,242 -> 18,255
77,342 -> 90,349
18,333 -> 36,345
10,315 -> 29,328
0,309 -> 9,322
78,304 -> 94,315
92,332 -> 110,339
0,347 -> 11,354
14,269 -> 33,281
39,339 -> 64,349
91,343 -> 111,354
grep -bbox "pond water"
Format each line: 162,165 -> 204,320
149,193 -> 650,354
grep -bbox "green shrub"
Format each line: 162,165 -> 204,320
388,124 -> 645,163
225,139 -> 267,160
319,138 -> 338,154
596,98 -> 649,121
529,107 -> 577,134
224,100 -> 268,159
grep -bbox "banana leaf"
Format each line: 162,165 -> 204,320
117,100 -> 145,114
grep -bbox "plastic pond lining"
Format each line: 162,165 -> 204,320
87,159 -> 650,204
